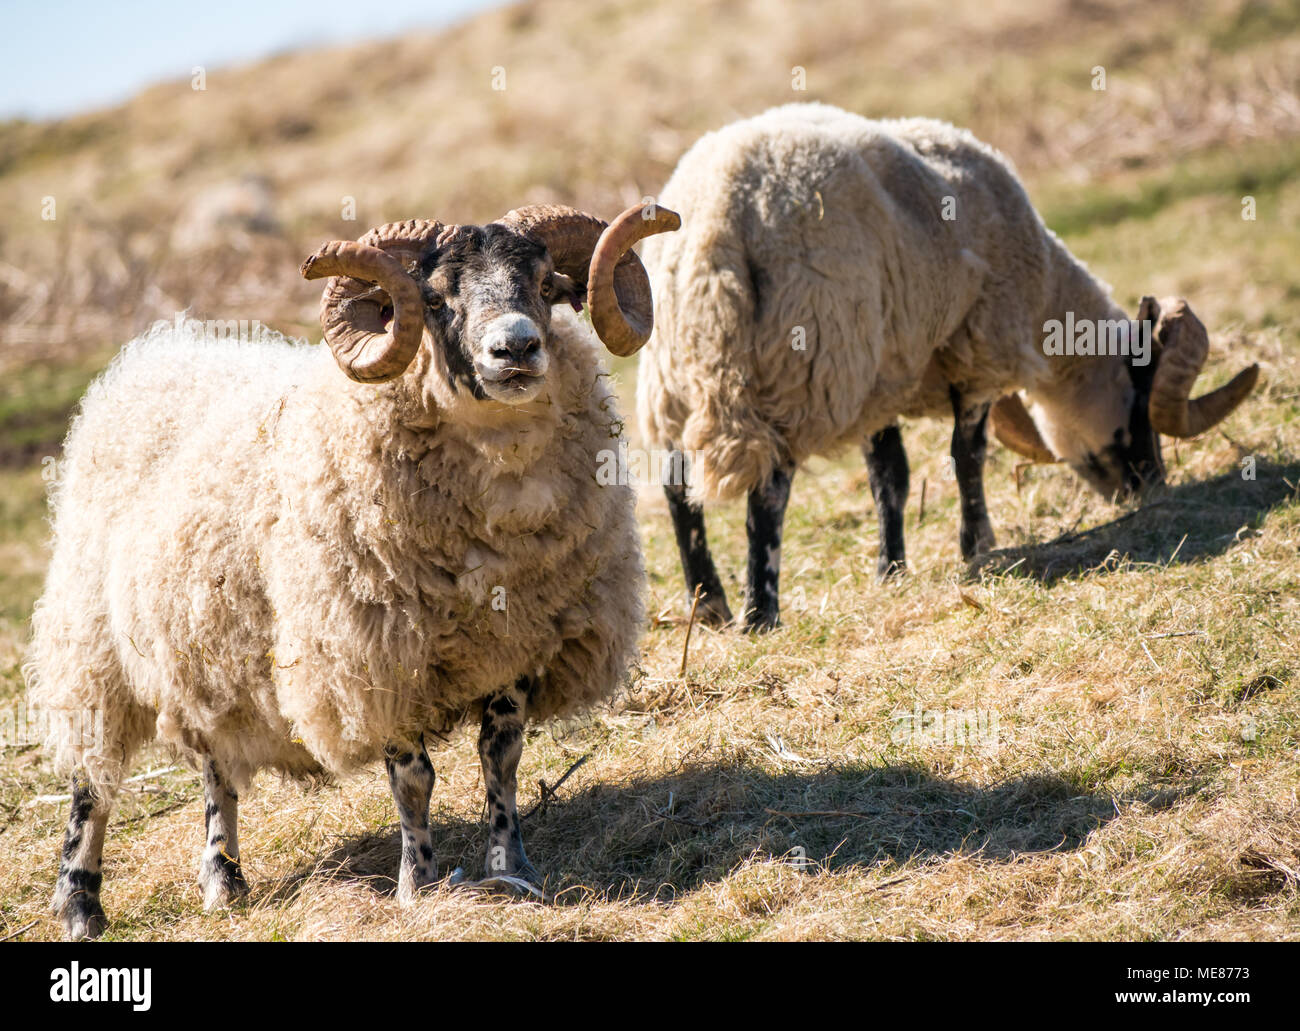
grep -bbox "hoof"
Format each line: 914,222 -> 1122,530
395,864 -> 440,906
201,859 -> 250,911
60,896 -> 106,941
692,591 -> 733,629
454,873 -> 546,900
741,608 -> 781,634
484,855 -> 542,885
510,862 -> 543,888
474,854 -> 544,896
396,881 -> 438,906
960,526 -> 996,562
480,875 -> 545,900
876,558 -> 907,582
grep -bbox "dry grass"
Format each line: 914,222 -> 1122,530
4,0 -> 1300,370
1,0 -> 1299,940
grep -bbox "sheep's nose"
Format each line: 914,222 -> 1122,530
482,313 -> 545,367
490,330 -> 542,363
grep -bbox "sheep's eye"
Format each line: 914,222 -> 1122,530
540,279 -> 554,301
427,293 -> 444,311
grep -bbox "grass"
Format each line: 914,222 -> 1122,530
0,353 -> 105,467
1,0 -> 1299,941
1038,140 -> 1300,240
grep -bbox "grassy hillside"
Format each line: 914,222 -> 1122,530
1,0 -> 1298,940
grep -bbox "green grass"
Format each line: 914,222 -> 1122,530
0,354 -> 104,467
0,469 -> 49,646
1210,0 -> 1300,49
1039,140 -> 1300,240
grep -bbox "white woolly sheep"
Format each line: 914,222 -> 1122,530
26,201 -> 680,939
637,103 -> 1258,630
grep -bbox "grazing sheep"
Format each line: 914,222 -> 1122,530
26,201 -> 680,939
638,103 -> 1258,630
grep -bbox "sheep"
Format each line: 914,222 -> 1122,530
637,103 -> 1258,631
25,200 -> 680,939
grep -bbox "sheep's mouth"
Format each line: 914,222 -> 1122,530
475,363 -> 546,403
476,364 -> 544,386
480,365 -> 539,382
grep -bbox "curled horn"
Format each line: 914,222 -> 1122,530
1146,296 -> 1260,438
498,201 -> 681,357
300,219 -> 445,383
990,393 -> 1056,463
588,203 -> 682,356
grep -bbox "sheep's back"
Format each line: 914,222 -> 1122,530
640,104 -> 990,499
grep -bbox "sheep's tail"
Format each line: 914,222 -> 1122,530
681,369 -> 786,504
655,206 -> 787,504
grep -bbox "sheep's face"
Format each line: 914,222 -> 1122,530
1030,358 -> 1165,501
420,225 -> 583,405
1068,389 -> 1165,501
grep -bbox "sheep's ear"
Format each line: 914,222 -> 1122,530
548,271 -> 585,313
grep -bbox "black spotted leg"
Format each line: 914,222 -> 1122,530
52,773 -> 111,940
663,446 -> 733,627
199,757 -> 249,909
384,737 -> 438,904
478,677 -> 540,886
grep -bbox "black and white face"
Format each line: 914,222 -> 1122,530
1071,360 -> 1165,500
418,225 -> 583,404
1032,359 -> 1166,501
1065,410 -> 1164,500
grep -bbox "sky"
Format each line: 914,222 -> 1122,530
2,0 -> 504,121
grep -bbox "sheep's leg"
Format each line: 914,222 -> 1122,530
663,449 -> 732,627
741,461 -> 796,633
199,757 -> 249,909
384,737 -> 438,904
864,424 -> 910,580
949,387 -> 996,560
478,678 -> 540,885
52,772 -> 111,940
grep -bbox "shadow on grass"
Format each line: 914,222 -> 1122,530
262,760 -> 1197,904
971,459 -> 1300,584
